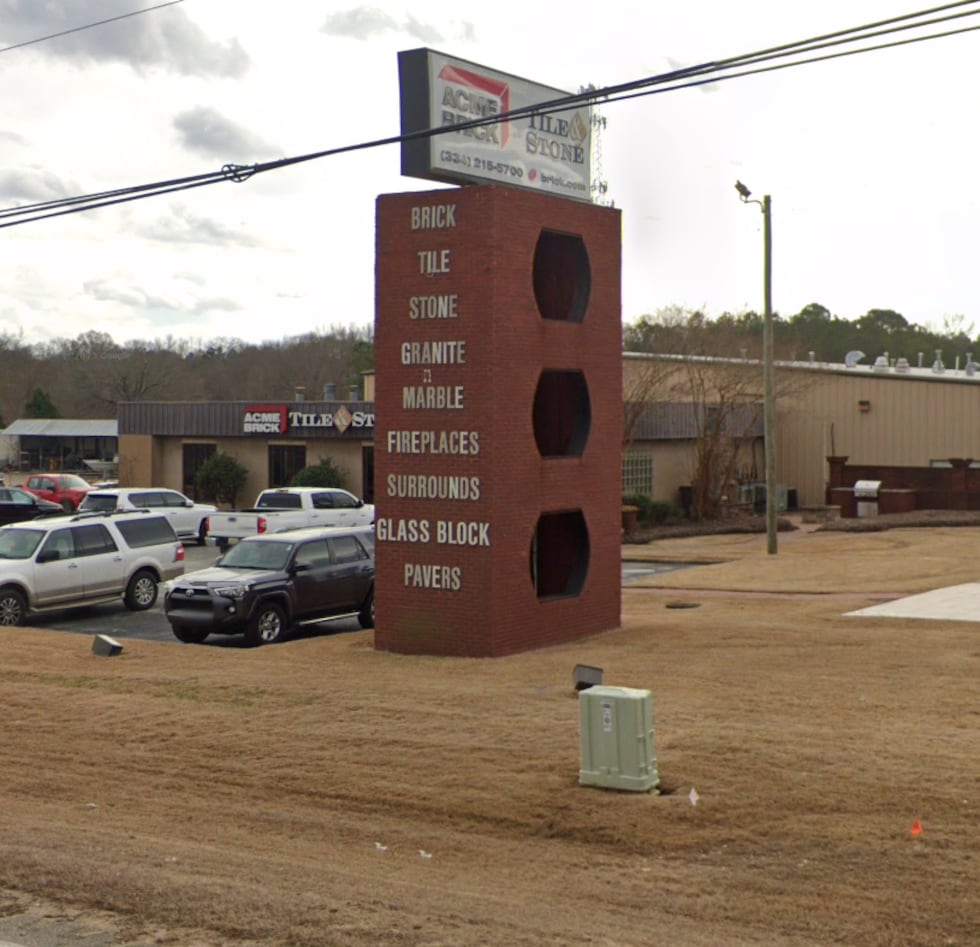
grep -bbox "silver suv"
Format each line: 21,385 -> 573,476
0,511 -> 186,626
79,488 -> 217,546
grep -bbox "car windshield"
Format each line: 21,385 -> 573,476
219,540 -> 294,571
0,528 -> 45,560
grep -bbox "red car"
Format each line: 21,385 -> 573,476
23,473 -> 94,512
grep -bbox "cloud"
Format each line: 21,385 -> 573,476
136,204 -> 264,248
665,57 -> 721,93
191,296 -> 241,314
83,278 -> 170,310
82,277 -> 242,316
173,106 -> 280,161
321,7 -> 444,43
0,167 -> 78,204
0,1 -> 250,77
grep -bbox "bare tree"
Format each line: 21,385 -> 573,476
679,357 -> 763,520
624,308 -> 813,520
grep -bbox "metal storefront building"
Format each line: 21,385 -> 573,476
1,419 -> 118,474
624,352 -> 980,510
118,398 -> 376,505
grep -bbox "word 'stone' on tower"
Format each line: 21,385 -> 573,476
373,182 -> 622,656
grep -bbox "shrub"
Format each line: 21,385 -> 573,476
195,452 -> 249,508
624,493 -> 681,526
290,458 -> 347,489
647,500 -> 682,524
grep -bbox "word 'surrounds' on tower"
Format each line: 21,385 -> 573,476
374,184 -> 621,656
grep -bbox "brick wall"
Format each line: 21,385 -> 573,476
374,185 -> 622,656
827,455 -> 980,514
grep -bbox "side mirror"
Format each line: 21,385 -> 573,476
291,562 -> 311,574
37,549 -> 60,564
356,499 -> 364,508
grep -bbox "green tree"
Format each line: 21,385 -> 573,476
194,452 -> 249,508
24,387 -> 60,418
291,458 -> 347,488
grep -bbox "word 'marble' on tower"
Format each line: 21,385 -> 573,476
372,48 -> 621,656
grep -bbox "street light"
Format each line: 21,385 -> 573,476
735,181 -> 777,555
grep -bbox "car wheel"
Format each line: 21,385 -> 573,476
357,588 -> 375,629
244,601 -> 288,646
0,589 -> 26,626
196,521 -> 208,547
124,569 -> 158,611
172,625 -> 209,644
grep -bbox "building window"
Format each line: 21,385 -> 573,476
622,450 -> 653,497
183,443 -> 216,500
269,445 -> 306,487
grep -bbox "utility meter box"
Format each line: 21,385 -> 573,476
579,685 -> 658,792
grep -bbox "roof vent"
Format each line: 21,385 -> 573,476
894,357 -> 910,373
872,353 -> 890,372
932,350 -> 945,374
844,350 -> 865,368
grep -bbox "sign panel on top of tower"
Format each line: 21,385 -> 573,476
398,48 -> 593,203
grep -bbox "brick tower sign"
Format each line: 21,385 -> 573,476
374,183 -> 621,656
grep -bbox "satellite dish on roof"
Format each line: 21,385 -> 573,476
844,350 -> 866,368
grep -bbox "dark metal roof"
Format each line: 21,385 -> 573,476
626,402 -> 763,441
118,401 -> 374,437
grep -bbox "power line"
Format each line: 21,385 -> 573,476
0,0 -> 185,55
2,1 -> 979,229
599,19 -> 980,104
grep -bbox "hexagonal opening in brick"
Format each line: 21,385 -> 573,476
530,510 -> 590,599
532,230 -> 591,322
533,369 -> 591,457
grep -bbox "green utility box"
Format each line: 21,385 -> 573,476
578,685 -> 658,792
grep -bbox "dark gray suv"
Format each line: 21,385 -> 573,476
164,526 -> 374,646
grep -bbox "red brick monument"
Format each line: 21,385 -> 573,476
373,50 -> 621,656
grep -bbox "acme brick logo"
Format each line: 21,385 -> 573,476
243,404 -> 287,434
438,64 -> 509,147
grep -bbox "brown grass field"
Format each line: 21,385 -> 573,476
1,521 -> 979,946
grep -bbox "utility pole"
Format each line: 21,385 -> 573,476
736,182 -> 777,554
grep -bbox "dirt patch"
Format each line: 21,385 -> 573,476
2,524 -> 980,945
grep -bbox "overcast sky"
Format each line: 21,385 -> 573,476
2,0 -> 979,349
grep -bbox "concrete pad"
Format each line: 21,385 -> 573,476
847,582 -> 980,622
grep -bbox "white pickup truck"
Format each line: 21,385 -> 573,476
205,487 -> 375,548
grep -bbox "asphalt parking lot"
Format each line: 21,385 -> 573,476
19,548 -> 686,645
20,543 -> 360,647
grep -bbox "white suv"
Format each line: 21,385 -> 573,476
79,488 -> 217,546
0,511 -> 186,626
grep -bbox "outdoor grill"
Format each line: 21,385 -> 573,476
854,479 -> 882,517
